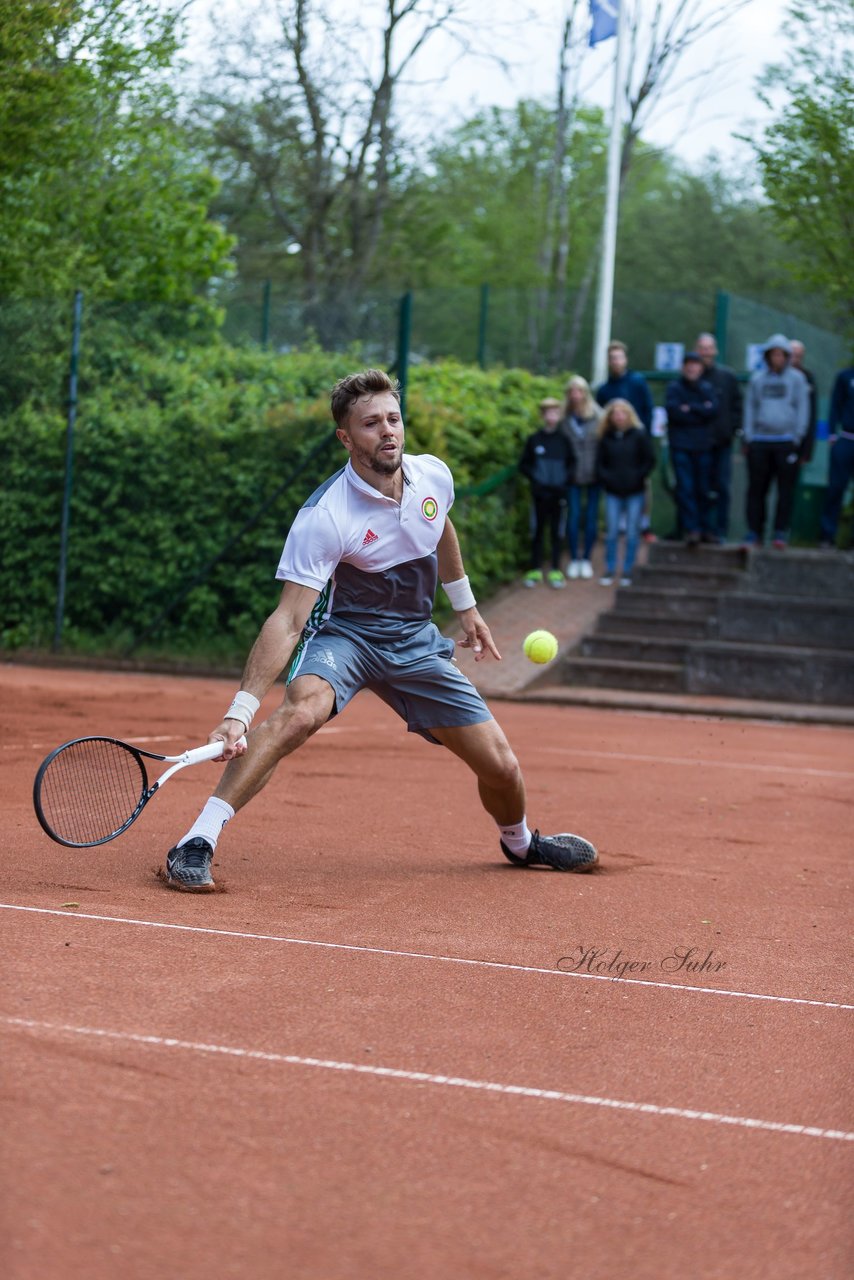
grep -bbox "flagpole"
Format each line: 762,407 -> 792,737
591,0 -> 626,387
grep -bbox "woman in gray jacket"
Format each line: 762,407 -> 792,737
562,376 -> 602,579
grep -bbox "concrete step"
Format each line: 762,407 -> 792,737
649,542 -> 748,572
716,594 -> 854,651
631,564 -> 744,593
561,656 -> 685,693
596,611 -> 711,640
686,641 -> 854,705
612,588 -> 720,619
579,634 -> 690,664
745,548 -> 854,600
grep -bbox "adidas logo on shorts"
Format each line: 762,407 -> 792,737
362,528 -> 379,546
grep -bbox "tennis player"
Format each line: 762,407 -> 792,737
164,369 -> 598,891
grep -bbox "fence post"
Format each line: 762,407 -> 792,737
261,279 -> 271,348
477,283 -> 490,369
714,289 -> 730,364
396,290 -> 412,418
53,289 -> 83,652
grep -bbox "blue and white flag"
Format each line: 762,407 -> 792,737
588,0 -> 618,46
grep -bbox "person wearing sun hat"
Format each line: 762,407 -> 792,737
518,396 -> 576,588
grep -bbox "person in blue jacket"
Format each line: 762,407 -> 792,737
596,340 -> 655,542
820,365 -> 854,548
665,352 -> 719,545
595,340 -> 653,430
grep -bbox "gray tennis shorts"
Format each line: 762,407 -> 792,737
287,621 -> 492,744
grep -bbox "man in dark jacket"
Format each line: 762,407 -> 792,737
695,333 -> 742,541
595,341 -> 653,430
519,398 -> 575,587
596,339 -> 655,542
665,352 -> 718,546
819,364 -> 854,548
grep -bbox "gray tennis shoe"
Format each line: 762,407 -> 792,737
501,829 -> 598,872
164,837 -> 216,892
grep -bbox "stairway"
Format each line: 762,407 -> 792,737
561,544 -> 854,706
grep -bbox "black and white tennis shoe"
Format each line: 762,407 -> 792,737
164,837 -> 216,892
501,829 -> 598,872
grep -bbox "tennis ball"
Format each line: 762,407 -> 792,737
523,629 -> 558,664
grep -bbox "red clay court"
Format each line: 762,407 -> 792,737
2,662 -> 852,1279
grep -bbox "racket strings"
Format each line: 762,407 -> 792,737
38,739 -> 147,845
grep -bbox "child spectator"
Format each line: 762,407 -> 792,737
665,351 -> 719,546
561,376 -> 602,580
519,397 -> 575,588
596,399 -> 655,586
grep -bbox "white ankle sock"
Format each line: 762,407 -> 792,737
177,796 -> 235,851
497,818 -> 532,855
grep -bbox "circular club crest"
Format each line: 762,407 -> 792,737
421,496 -> 439,521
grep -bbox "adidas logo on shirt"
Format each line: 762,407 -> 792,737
362,528 -> 379,546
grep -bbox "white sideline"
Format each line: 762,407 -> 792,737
3,1015 -> 852,1143
2,903 -> 852,1011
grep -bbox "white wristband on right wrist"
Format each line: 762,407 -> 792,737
225,690 -> 260,730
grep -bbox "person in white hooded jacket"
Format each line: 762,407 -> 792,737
742,333 -> 809,548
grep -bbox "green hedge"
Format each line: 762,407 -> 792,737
1,345 -> 561,661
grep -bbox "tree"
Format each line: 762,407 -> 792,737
196,0 -> 470,317
750,0 -> 854,333
0,1 -> 232,303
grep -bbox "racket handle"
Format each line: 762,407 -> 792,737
184,737 -> 248,765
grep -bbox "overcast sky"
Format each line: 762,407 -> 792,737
185,0 -> 793,169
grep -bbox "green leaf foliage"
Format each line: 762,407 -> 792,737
1,345 -> 561,662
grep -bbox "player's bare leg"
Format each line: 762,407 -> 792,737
162,675 -> 335,891
431,719 -> 598,872
215,675 -> 336,813
429,719 -> 526,825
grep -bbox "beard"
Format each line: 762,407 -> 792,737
356,441 -> 403,475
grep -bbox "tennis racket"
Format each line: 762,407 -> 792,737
33,736 -> 246,848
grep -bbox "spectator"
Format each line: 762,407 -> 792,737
695,332 -> 742,541
742,334 -> 810,549
561,375 -> 601,580
819,363 -> 854,549
789,340 -> 818,463
595,398 -> 655,587
665,352 -> 719,546
519,397 -> 575,588
595,340 -> 656,545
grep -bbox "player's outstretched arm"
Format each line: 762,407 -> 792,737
436,517 -> 501,663
212,581 -> 320,757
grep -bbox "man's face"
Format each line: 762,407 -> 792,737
337,391 -> 404,475
683,359 -> 703,383
790,341 -> 805,368
695,336 -> 717,368
767,348 -> 788,373
608,347 -> 628,376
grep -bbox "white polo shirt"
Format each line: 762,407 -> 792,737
276,454 -> 455,643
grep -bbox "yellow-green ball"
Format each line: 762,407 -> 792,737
523,629 -> 558,664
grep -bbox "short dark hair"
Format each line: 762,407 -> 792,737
331,369 -> 400,427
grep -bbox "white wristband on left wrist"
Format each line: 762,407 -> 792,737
442,575 -> 476,612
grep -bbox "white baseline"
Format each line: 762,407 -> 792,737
1,903 -> 851,1011
3,1015 -> 852,1144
